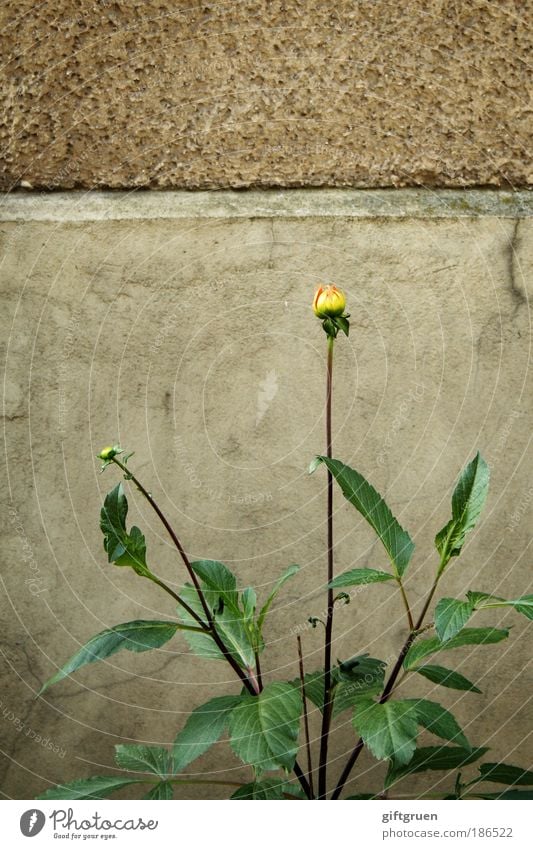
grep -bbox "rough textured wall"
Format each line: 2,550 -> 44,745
1,0 -> 532,190
1,192 -> 532,799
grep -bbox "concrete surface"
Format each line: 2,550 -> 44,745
1,0 -> 532,191
1,189 -> 532,800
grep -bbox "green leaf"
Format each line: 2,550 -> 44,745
190,560 -> 240,612
231,779 -> 288,800
512,594 -> 533,620
257,564 -> 300,633
435,452 -> 490,562
114,745 -> 172,778
385,745 -> 488,789
38,620 -> 181,695
296,658 -> 386,719
415,665 -> 481,693
329,568 -> 395,588
335,315 -> 350,337
406,698 -> 470,749
471,790 -> 533,799
352,698 -> 419,765
172,695 -> 243,773
336,655 -> 387,685
100,484 -> 150,576
467,591 -> 533,621
478,763 -> 533,786
345,794 -> 380,799
404,627 -> 510,670
313,458 -> 414,577
241,587 -> 257,622
37,776 -> 144,800
228,682 -> 302,772
144,781 -> 174,799
435,598 -> 475,642
179,584 -> 256,668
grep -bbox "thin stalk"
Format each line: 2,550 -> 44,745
254,649 -> 263,691
147,574 -> 209,630
111,458 -> 211,619
110,457 -> 254,693
397,579 -> 414,631
318,334 -> 335,799
332,564 -> 445,799
297,636 -> 315,798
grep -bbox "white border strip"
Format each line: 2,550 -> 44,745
0,189 -> 531,222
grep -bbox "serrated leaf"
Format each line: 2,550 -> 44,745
37,776 -> 144,800
231,779 -> 288,800
38,620 -> 181,695
100,484 -> 150,576
190,560 -> 240,612
336,655 -> 387,685
144,781 -> 173,799
406,698 -> 469,749
114,745 -> 171,778
257,564 -> 300,632
385,745 -> 489,789
179,584 -> 255,668
314,457 -> 414,577
435,597 -> 475,641
296,658 -> 386,718
468,591 -> 533,621
415,665 -> 481,693
329,568 -> 395,588
172,695 -> 243,773
352,698 -> 419,765
228,682 -> 302,772
478,763 -> 533,786
435,453 -> 490,561
404,627 -> 510,670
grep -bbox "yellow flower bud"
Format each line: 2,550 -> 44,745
313,284 -> 346,318
98,445 -> 120,461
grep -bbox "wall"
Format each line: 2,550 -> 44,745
1,0 -> 532,190
1,189 -> 532,799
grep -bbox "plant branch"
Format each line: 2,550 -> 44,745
318,334 -> 335,799
332,561 -> 446,799
147,574 -> 209,630
254,649 -> 263,691
297,635 -> 315,798
397,579 -> 414,630
110,457 -> 254,694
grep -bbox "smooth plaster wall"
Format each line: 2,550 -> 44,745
1,0 -> 532,190
1,190 -> 532,799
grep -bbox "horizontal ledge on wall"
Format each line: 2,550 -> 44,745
0,188 -> 531,223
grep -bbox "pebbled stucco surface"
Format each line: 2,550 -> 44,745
1,0 -> 532,190
1,191 -> 532,799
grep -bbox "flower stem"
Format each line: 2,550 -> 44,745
110,457 -> 254,694
297,635 -> 315,798
318,334 -> 335,799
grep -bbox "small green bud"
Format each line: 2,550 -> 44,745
98,445 -> 122,461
